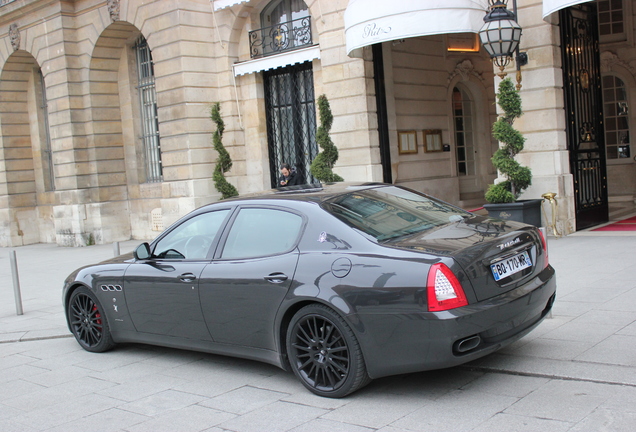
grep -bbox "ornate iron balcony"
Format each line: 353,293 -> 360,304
249,16 -> 312,58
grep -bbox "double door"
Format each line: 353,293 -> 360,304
560,4 -> 609,230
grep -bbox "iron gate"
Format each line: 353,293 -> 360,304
560,4 -> 609,230
264,61 -> 318,188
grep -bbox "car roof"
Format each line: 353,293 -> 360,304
216,182 -> 390,206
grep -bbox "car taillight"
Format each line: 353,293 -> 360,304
426,263 -> 468,312
538,228 -> 549,269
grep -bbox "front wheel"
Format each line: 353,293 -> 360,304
286,304 -> 370,398
67,287 -> 115,353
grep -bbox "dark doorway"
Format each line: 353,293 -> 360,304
372,43 -> 392,184
263,61 -> 318,187
560,4 -> 609,230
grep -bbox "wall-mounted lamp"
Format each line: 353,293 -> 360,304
479,0 -> 527,89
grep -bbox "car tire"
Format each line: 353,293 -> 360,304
287,304 -> 370,398
67,286 -> 115,353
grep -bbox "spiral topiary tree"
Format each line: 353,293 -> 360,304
485,78 -> 532,203
310,94 -> 343,182
210,102 -> 238,200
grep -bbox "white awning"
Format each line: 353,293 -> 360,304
233,45 -> 321,76
542,0 -> 594,18
344,0 -> 489,55
213,0 -> 249,11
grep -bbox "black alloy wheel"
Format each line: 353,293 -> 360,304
68,287 -> 115,353
287,304 -> 370,398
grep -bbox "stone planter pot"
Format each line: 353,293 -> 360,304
483,199 -> 543,227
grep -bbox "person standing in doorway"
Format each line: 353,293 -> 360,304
279,163 -> 299,187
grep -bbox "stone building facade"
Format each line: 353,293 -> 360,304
0,0 -> 634,246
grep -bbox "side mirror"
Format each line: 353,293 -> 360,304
133,242 -> 152,260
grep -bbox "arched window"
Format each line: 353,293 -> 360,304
134,36 -> 162,182
602,75 -> 630,159
257,0 -> 311,56
452,86 -> 476,176
261,0 -> 308,27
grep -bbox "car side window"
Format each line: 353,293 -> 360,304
221,208 -> 303,259
153,210 -> 230,260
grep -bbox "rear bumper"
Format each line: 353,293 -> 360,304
354,265 -> 556,379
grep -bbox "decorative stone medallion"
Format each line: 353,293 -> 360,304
9,23 -> 20,51
107,0 -> 120,22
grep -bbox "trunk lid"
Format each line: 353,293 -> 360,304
383,215 -> 547,302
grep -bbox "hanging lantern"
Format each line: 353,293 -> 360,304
479,0 -> 522,78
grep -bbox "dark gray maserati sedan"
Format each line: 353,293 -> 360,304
64,183 -> 556,397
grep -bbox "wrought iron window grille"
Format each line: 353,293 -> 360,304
38,70 -> 55,191
134,36 -> 163,183
249,16 -> 312,58
264,62 -> 318,188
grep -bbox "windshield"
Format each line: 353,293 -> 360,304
321,186 -> 472,241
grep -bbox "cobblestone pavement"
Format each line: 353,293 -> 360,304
1,230 -> 635,431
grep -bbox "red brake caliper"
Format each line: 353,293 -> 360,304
92,305 -> 102,327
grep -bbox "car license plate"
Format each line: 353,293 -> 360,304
490,251 -> 532,281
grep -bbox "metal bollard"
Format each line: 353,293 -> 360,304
541,192 -> 562,238
10,250 -> 24,316
113,241 -> 120,257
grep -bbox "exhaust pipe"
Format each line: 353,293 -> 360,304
454,335 -> 481,354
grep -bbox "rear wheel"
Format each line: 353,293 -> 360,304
287,304 -> 370,398
67,287 -> 115,353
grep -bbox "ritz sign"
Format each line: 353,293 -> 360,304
362,23 -> 392,39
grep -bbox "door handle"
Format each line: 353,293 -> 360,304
179,273 -> 197,282
264,272 -> 288,283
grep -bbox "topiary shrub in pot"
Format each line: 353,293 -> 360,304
484,78 -> 541,226
310,94 -> 344,183
210,102 -> 238,200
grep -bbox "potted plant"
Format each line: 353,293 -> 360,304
210,102 -> 238,200
310,94 -> 343,182
483,78 -> 542,227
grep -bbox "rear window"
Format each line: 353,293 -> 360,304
321,186 -> 471,241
